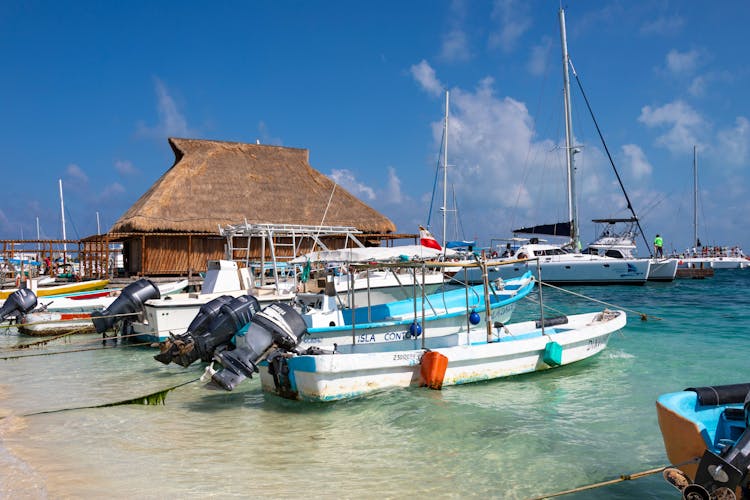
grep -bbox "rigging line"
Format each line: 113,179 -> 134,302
540,280 -> 659,321
568,58 -> 652,256
309,182 -> 338,255
64,205 -> 80,240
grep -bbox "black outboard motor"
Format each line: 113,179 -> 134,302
154,295 -> 260,367
211,302 -> 307,391
0,288 -> 38,321
91,279 -> 160,334
674,387 -> 750,500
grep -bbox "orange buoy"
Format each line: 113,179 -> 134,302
420,351 -> 449,390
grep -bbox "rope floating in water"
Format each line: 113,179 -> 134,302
7,377 -> 202,418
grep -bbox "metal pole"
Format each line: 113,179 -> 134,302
537,258 -> 545,335
442,90 -> 449,250
59,179 -> 67,253
559,8 -> 579,251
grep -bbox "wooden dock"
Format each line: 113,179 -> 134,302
676,267 -> 714,279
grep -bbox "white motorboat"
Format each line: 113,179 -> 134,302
586,218 -> 677,282
252,308 -> 626,402
121,260 -> 296,342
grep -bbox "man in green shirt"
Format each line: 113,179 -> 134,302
654,234 -> 664,257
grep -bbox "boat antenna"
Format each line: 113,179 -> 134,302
568,58 -> 652,256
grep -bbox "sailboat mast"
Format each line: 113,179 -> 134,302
693,145 -> 699,247
442,90 -> 449,250
559,8 -> 579,250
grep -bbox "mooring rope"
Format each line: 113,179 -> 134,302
0,310 -> 138,330
3,377 -> 203,418
538,280 -> 660,321
526,458 -> 699,499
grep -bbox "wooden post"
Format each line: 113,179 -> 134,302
141,235 -> 146,277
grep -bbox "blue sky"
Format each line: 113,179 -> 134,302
1,1 -> 749,256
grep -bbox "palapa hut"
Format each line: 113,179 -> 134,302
108,137 -> 398,276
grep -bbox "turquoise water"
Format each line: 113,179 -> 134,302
1,270 -> 748,499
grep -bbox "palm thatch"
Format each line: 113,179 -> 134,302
110,138 -> 396,234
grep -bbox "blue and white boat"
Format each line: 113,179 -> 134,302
657,384 -> 750,499
202,266 -> 625,400
242,307 -> 625,402
154,270 -> 535,369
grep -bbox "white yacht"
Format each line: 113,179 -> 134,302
454,238 -> 649,285
586,218 -> 677,282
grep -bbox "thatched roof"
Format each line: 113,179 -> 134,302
110,138 -> 396,234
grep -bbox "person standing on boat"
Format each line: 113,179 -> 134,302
654,234 -> 664,258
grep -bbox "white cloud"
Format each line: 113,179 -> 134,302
257,121 -> 283,146
99,182 -> 126,199
638,100 -> 705,153
665,49 -> 701,75
488,0 -> 531,53
440,29 -> 471,63
410,60 -> 444,97
717,117 -> 750,166
621,144 -> 653,179
66,163 -> 89,184
383,166 -> 403,204
137,78 -> 195,139
527,37 -> 552,76
329,169 -> 376,201
640,16 -> 685,36
114,159 -> 138,176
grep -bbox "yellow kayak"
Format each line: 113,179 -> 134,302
0,279 -> 110,300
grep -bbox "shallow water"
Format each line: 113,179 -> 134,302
1,270 -> 748,499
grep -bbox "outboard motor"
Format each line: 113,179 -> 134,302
91,279 -> 160,333
211,302 -> 307,391
0,288 -> 38,321
666,386 -> 750,500
154,295 -> 260,367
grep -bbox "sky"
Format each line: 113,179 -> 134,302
1,0 -> 749,257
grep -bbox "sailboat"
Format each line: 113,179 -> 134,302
459,8 -> 650,286
678,146 -> 749,270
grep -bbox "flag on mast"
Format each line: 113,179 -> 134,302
419,226 -> 442,251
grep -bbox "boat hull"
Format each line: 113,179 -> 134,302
260,309 -> 625,402
0,279 -> 110,300
18,312 -> 96,336
647,258 -> 678,282
457,259 -> 649,285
